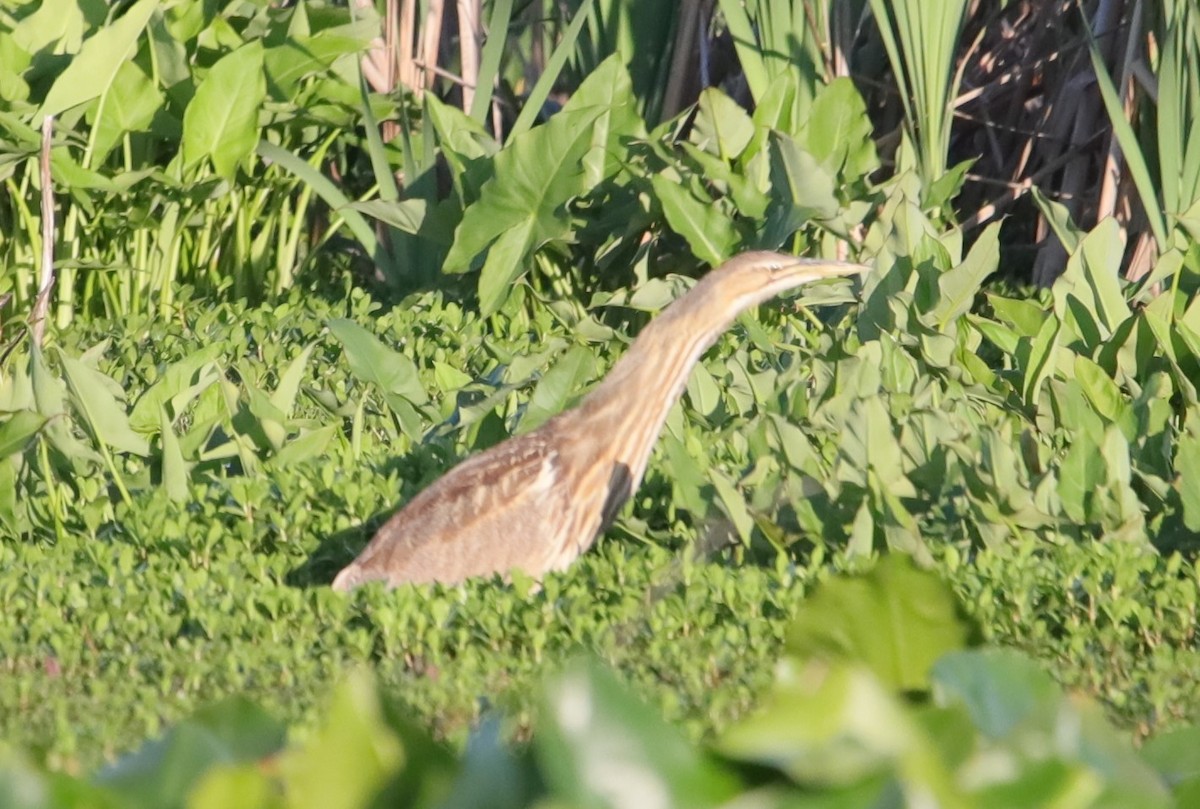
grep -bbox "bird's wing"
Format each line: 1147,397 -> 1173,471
333,429 -> 578,587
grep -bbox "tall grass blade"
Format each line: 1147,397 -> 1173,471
470,0 -> 513,123
1084,26 -> 1168,249
509,0 -> 595,139
256,141 -> 380,267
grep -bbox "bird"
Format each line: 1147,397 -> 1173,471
331,251 -> 867,591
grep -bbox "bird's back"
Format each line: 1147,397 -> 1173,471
331,413 -> 612,589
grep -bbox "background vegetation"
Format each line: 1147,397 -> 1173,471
3,0 -> 1200,806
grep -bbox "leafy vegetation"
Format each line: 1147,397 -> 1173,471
4,0 -> 1200,805
4,559 -> 1199,808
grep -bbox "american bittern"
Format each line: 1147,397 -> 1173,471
332,251 -> 866,591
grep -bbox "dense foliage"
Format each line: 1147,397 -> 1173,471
4,0 -> 1200,806
4,559 -> 1200,807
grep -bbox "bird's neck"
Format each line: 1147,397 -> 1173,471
572,281 -> 740,484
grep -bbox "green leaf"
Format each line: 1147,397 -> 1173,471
1030,187 -> 1082,255
59,353 -> 149,456
650,176 -> 736,266
718,660 -> 937,788
477,218 -> 536,317
443,98 -> 605,310
30,345 -> 102,466
1141,726 -> 1200,787
97,698 -> 285,808
187,764 -> 274,809
11,0 -> 91,55
159,406 -> 188,502
568,55 -> 643,187
1074,355 -> 1132,431
804,78 -> 879,178
931,221 -> 999,327
930,649 -> 1061,738
426,93 -> 497,203
129,345 -> 224,434
38,0 -> 158,119
328,319 -> 427,438
90,59 -> 164,164
693,88 -> 754,160
348,198 -> 428,235
269,344 -> 314,419
268,425 -> 337,468
1176,417 -> 1200,532
0,410 -> 45,460
521,344 -> 596,432
767,130 -> 841,221
182,42 -> 266,180
712,469 -> 755,545
280,673 -> 404,809
785,555 -> 976,692
1019,314 -> 1060,409
537,659 -> 739,808
1051,216 -> 1130,339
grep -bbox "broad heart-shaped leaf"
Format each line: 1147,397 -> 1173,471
785,555 -> 976,692
767,130 -> 841,221
572,55 -> 644,186
425,93 -> 497,203
536,659 -> 739,809
182,42 -> 266,180
89,58 -> 164,165
11,0 -> 91,55
58,353 -> 150,456
38,0 -> 157,119
693,87 -> 754,160
930,220 -> 1000,328
442,102 -> 606,309
95,697 -> 285,808
327,319 -> 427,405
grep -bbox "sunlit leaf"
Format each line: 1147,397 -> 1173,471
182,42 -> 266,180
538,659 -> 739,809
59,353 -> 149,456
38,0 -> 157,119
785,555 -> 976,692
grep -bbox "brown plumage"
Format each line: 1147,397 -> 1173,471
331,251 -> 866,590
